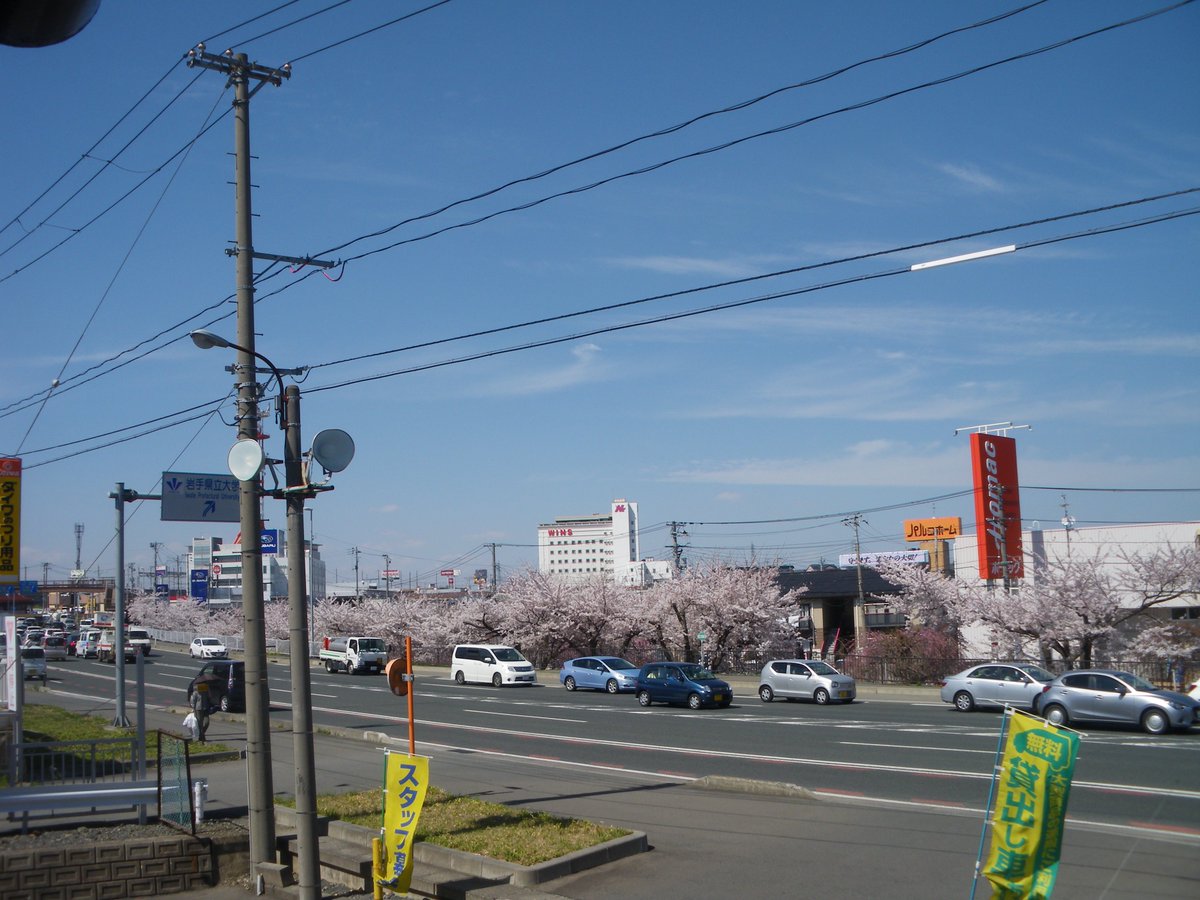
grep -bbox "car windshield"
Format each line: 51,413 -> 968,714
358,639 -> 386,652
806,661 -> 839,676
1115,672 -> 1157,692
599,657 -> 638,671
493,648 -> 526,662
201,638 -> 222,646
679,664 -> 717,681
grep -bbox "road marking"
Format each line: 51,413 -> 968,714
463,708 -> 587,724
839,741 -> 993,754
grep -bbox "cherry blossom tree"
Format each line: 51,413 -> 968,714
642,562 -> 805,669
874,544 -> 1199,668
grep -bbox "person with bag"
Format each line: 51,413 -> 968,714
191,678 -> 213,742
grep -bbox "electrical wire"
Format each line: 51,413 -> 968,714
288,0 -> 456,64
13,85 -> 229,456
312,0 -> 1052,259
12,200 -> 1199,466
314,0 -> 1196,267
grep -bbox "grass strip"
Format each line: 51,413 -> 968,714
279,788 -> 630,866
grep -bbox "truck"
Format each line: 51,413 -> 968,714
97,629 -> 137,663
319,636 -> 388,675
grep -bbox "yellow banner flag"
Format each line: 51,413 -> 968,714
983,710 -> 1080,899
381,752 -> 429,894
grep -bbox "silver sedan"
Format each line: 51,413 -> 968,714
939,662 -> 1055,712
1037,669 -> 1200,735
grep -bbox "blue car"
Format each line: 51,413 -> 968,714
560,656 -> 641,693
636,662 -> 732,709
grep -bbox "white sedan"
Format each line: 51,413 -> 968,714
189,636 -> 229,659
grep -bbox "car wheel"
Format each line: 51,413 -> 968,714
492,673 -> 503,688
325,660 -> 335,673
759,685 -> 774,703
220,694 -> 231,712
454,670 -> 465,685
564,676 -> 577,692
813,688 -> 830,705
1043,703 -> 1069,727
954,691 -> 975,712
637,690 -> 652,707
190,649 -> 196,658
687,693 -> 702,710
606,679 -> 619,694
1141,708 -> 1169,735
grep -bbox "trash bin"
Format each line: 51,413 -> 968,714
193,778 -> 208,824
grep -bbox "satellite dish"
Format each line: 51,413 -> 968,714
310,429 -> 355,474
227,438 -> 265,482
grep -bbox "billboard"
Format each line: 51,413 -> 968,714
0,458 -> 20,585
903,516 -> 962,542
969,433 -> 1024,581
840,550 -> 929,567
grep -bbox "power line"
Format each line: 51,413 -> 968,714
313,0 -> 1196,267
12,200 -> 1199,467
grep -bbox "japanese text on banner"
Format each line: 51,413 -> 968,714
984,711 -> 1080,899
382,752 -> 429,894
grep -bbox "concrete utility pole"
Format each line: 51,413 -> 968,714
187,44 -> 289,879
668,522 -> 689,572
843,514 -> 868,645
490,542 -> 499,594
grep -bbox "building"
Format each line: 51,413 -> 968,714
537,499 -> 672,585
188,531 -> 326,608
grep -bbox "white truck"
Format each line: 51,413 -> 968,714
319,636 -> 388,675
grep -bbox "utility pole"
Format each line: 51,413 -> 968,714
351,547 -> 361,600
843,514 -> 868,647
668,522 -> 689,573
490,542 -> 499,594
383,553 -> 391,595
186,44 -> 289,879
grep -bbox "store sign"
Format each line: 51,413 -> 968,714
0,458 -> 21,585
191,569 -> 209,602
903,516 -> 962,542
969,434 -> 1024,581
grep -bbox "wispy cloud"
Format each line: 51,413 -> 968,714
467,342 -> 616,397
603,255 -> 766,278
936,162 -> 1007,193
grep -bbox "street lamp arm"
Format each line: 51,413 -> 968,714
190,329 -> 285,399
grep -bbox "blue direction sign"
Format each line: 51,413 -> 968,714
161,472 -> 241,522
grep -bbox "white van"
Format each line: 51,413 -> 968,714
451,644 -> 536,687
77,629 -> 102,658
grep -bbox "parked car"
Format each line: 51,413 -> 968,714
21,647 -> 48,682
41,634 -> 69,661
560,657 -> 641,693
187,660 -> 246,713
190,636 -> 229,659
451,644 -> 537,686
636,662 -> 732,709
1036,669 -> 1200,735
758,659 -> 856,704
939,662 -> 1056,712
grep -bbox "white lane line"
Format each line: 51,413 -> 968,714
464,708 -> 586,724
839,741 -> 993,754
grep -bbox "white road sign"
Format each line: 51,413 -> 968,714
161,471 -> 242,522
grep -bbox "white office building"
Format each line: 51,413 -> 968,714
188,530 -> 326,608
537,499 -> 672,585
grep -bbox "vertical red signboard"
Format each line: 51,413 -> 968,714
969,434 -> 1024,581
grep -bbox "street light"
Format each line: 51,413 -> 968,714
191,328 -> 320,897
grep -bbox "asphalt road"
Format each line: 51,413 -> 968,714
25,646 -> 1200,899
45,647 -> 1200,839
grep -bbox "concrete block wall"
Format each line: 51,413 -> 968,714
0,832 -> 218,899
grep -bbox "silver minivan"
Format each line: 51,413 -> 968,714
759,659 -> 856,704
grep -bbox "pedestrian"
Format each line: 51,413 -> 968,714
191,679 -> 212,742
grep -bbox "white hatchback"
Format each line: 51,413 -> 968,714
190,636 -> 229,659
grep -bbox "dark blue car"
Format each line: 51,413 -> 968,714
636,662 -> 732,709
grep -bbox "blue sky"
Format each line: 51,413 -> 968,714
2,1 -> 1197,589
